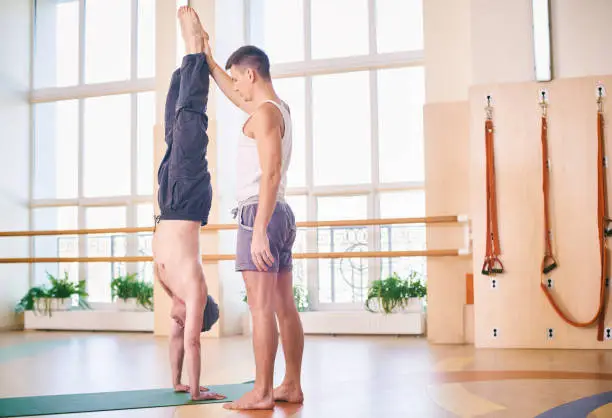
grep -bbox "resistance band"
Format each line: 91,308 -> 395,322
540,86 -> 609,341
539,91 -> 558,275
482,96 -> 504,276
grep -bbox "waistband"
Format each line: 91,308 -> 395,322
231,195 -> 286,220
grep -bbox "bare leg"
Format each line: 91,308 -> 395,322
223,271 -> 277,410
149,5 -> 223,403
273,270 -> 304,403
177,6 -> 204,55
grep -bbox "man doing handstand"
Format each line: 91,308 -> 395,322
152,6 -> 224,402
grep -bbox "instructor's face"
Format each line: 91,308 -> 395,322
229,66 -> 254,102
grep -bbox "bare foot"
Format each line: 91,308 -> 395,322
191,391 -> 226,402
173,384 -> 208,393
222,389 -> 275,410
273,382 -> 304,403
177,6 -> 204,54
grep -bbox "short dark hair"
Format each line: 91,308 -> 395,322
225,45 -> 271,80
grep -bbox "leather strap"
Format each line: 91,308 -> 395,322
597,106 -> 610,341
482,102 -> 503,276
540,100 -> 558,275
541,91 -> 608,340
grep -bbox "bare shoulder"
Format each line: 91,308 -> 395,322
251,102 -> 283,133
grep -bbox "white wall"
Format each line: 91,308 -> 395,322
469,0 -> 612,86
551,0 -> 612,79
0,0 -> 32,329
470,0 -> 535,86
424,0 -> 471,103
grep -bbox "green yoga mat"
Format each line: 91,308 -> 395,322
0,382 -> 254,417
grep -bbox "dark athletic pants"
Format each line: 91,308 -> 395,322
157,53 -> 213,226
156,53 -> 219,333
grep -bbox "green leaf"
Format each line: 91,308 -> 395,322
365,270 -> 426,314
110,273 -> 153,310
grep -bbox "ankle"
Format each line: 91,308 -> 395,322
187,46 -> 203,55
252,385 -> 274,398
280,379 -> 302,388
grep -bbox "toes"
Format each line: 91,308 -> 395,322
223,402 -> 242,410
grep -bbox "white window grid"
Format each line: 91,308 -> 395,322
244,0 -> 426,311
29,0 -> 156,297
27,0 -> 426,310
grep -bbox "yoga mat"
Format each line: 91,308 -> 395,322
0,382 -> 254,417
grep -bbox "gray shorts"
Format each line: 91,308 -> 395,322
235,200 -> 296,272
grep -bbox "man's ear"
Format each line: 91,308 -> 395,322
247,67 -> 255,82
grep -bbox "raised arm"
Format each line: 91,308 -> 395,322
203,33 -> 256,114
169,318 -> 187,390
183,282 -> 205,400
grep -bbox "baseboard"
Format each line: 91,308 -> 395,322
24,310 -> 154,332
300,311 -> 426,335
241,310 -> 426,336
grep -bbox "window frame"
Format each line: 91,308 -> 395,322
28,0 -> 426,309
245,0 -> 426,311
29,0 -> 156,304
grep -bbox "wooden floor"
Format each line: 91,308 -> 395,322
1,331 -> 612,417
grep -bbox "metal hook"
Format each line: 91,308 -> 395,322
485,95 -> 493,120
539,89 -> 548,116
597,85 -> 605,113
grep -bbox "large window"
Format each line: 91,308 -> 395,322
30,0 -> 425,309
248,0 -> 425,310
31,0 -> 157,302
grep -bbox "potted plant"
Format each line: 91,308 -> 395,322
293,284 -> 309,312
365,271 -> 426,314
16,271 -> 89,316
15,285 -> 50,314
47,271 -> 89,312
406,271 -> 427,312
365,272 -> 406,314
111,273 -> 154,311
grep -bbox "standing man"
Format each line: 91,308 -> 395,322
202,33 -> 305,409
152,6 -> 224,402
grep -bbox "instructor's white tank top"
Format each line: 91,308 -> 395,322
235,99 -> 293,203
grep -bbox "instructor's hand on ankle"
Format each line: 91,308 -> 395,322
252,228 -> 275,271
202,30 -> 212,60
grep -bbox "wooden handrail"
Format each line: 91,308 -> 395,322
0,249 -> 465,264
0,215 -> 464,238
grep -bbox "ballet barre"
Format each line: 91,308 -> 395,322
0,214 -> 472,264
